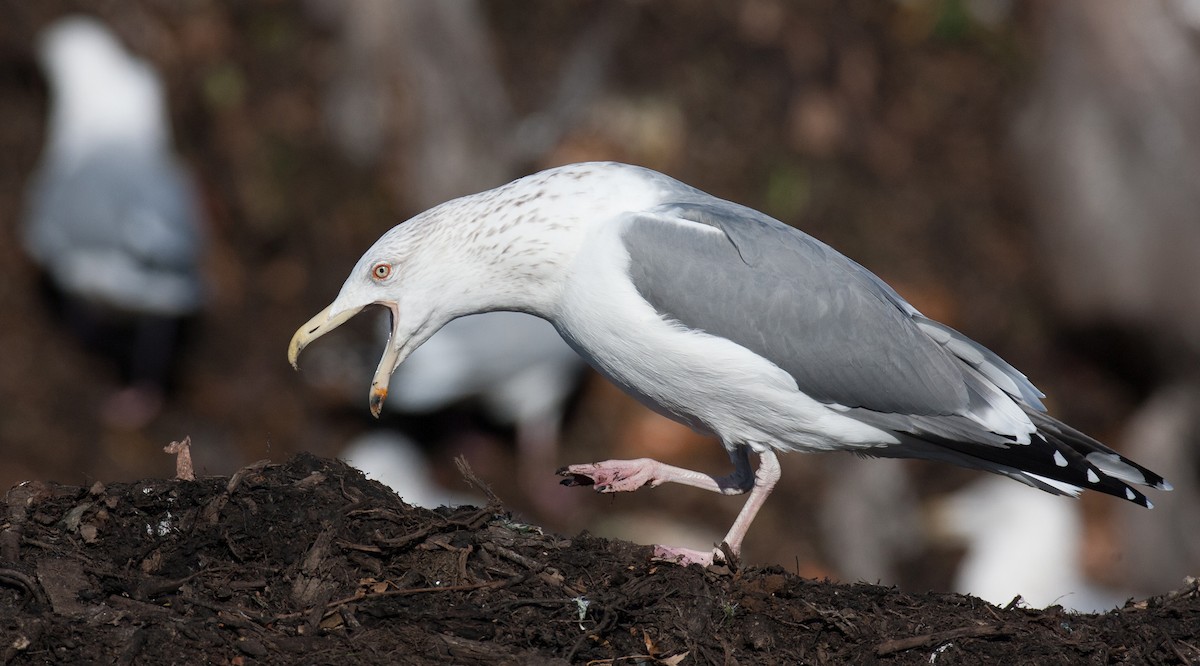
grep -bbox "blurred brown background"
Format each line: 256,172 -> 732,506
1,0 -> 1196,608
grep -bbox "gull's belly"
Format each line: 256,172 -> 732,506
559,308 -> 894,452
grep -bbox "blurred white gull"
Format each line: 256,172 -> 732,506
932,476 -> 1126,612
380,310 -> 583,517
289,162 -> 1169,567
22,15 -> 206,427
384,311 -> 582,432
384,311 -> 583,505
340,430 -> 478,509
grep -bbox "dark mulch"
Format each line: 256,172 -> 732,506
1,454 -> 1197,665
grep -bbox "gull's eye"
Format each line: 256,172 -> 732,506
371,262 -> 392,281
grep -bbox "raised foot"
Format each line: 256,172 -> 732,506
557,458 -> 665,494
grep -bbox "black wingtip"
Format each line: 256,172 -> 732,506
1020,410 -> 1169,507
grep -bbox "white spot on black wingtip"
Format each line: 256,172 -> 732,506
1052,451 -> 1068,467
1086,469 -> 1100,484
1085,452 -> 1154,487
1125,487 -> 1135,501
1160,479 -> 1174,492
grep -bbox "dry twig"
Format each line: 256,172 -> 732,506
163,436 -> 194,481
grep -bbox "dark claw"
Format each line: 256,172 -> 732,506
559,473 -> 596,487
716,542 -> 740,571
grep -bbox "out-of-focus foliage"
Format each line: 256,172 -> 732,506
0,0 -> 1193,601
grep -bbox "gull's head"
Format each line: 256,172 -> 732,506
38,15 -> 127,76
286,164 -> 635,416
37,15 -> 168,161
287,218 -> 457,417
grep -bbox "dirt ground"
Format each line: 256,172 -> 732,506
2,454 -> 1197,665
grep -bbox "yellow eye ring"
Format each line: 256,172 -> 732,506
371,262 -> 392,280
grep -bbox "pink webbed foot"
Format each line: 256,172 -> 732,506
652,545 -> 719,567
557,458 -> 668,493
558,450 -> 778,569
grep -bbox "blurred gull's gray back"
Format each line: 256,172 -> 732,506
23,15 -> 204,317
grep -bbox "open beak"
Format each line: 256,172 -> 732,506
368,303 -> 403,418
288,302 -> 404,419
288,304 -> 364,369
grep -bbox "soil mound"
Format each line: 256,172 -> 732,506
2,454 -> 1196,664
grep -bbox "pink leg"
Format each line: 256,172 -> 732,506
560,448 -> 781,567
558,446 -> 754,495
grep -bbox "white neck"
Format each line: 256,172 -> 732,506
395,162 -> 666,318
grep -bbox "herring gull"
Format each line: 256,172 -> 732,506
289,162 -> 1170,566
23,15 -> 205,426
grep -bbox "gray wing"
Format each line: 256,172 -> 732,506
620,197 -> 1044,422
22,150 -> 205,315
619,177 -> 1169,506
